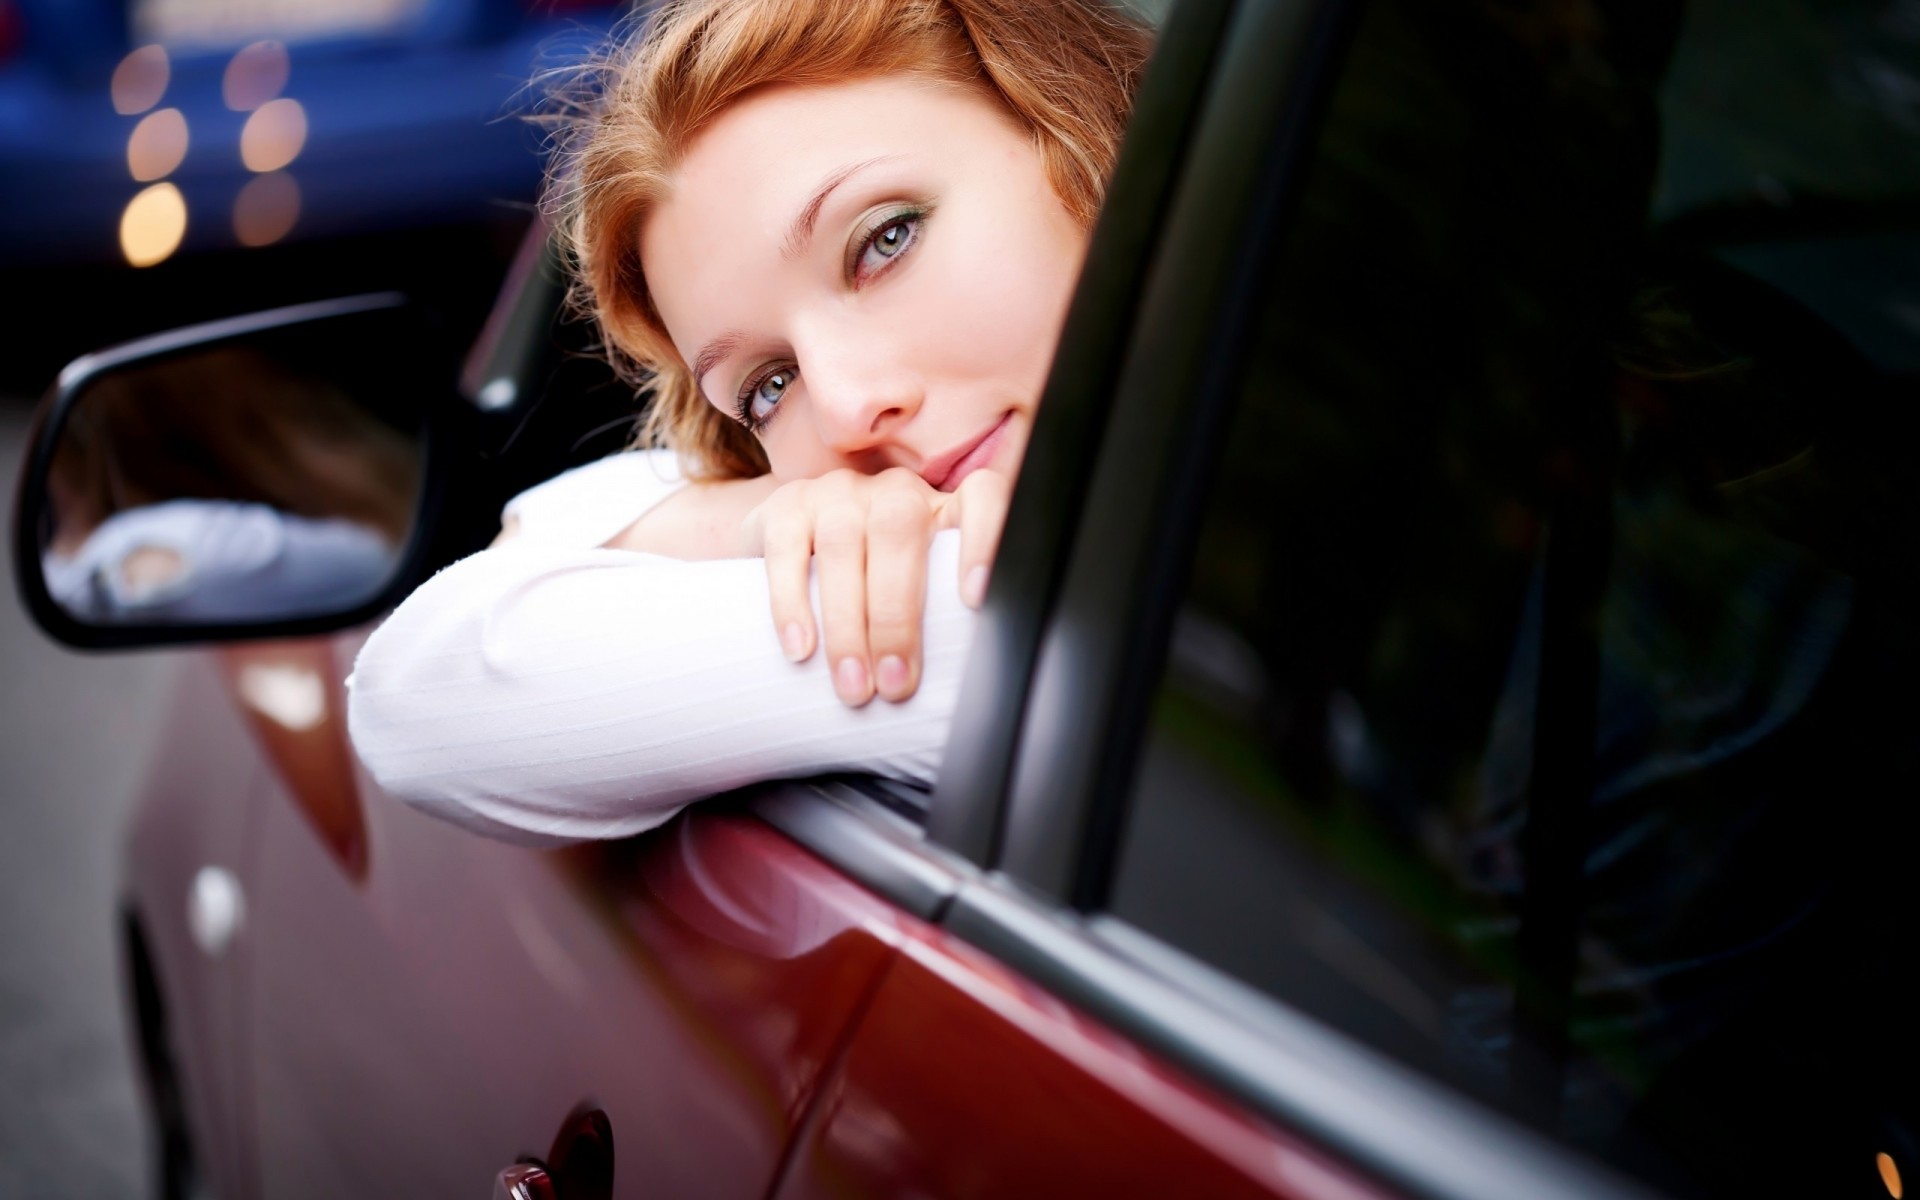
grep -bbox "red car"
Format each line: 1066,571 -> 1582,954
15,0 -> 1919,1197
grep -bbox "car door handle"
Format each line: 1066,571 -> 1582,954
493,1163 -> 556,1200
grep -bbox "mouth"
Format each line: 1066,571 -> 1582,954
921,412 -> 1013,493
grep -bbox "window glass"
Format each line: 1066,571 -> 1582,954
1655,0 -> 1920,218
1109,1 -> 1920,1196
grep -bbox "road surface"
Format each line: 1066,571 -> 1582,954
0,396 -> 179,1198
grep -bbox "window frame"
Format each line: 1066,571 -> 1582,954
746,0 -> 1247,904
745,0 -> 1256,931
992,0 -> 1363,907
753,0 -> 1653,1196
923,0 -> 1244,865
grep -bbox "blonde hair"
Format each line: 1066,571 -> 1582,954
547,0 -> 1153,480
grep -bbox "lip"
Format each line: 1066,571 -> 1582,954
921,413 -> 1013,493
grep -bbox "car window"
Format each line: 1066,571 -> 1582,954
1656,0 -> 1920,219
1104,1 -> 1920,1197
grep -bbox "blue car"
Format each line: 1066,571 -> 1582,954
0,0 -> 625,267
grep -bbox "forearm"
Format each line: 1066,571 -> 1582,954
345,533 -> 973,845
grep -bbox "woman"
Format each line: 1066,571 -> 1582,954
347,0 -> 1152,843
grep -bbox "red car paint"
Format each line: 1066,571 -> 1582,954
783,923 -> 1388,1200
119,627 -> 1393,1199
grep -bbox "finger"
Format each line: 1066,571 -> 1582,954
813,500 -> 873,706
954,470 -> 1012,608
761,506 -> 815,663
864,481 -> 933,702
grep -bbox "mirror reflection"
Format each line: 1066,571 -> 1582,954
40,342 -> 423,626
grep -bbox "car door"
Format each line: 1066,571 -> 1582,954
222,0 -> 1920,1196
766,0 -> 1920,1197
745,0 -> 1658,1194
238,628 -> 915,1198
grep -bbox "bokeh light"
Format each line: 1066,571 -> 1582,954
110,45 -> 170,116
233,172 -> 301,247
239,98 -> 308,173
135,0 -> 427,49
126,108 -> 189,182
120,183 -> 188,268
223,41 -> 290,112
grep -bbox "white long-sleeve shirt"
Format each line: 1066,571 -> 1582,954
345,450 -> 975,846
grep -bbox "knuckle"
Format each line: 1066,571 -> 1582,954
866,610 -> 916,649
868,491 -> 929,539
769,478 -> 812,508
766,569 -> 806,605
867,580 -> 923,622
814,506 -> 867,553
817,618 -> 864,656
764,509 -> 809,545
876,466 -> 924,491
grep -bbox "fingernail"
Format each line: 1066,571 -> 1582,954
877,654 -> 910,697
782,622 -> 807,662
835,657 -> 870,703
963,565 -> 990,608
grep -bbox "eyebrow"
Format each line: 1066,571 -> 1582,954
780,155 -> 897,261
691,332 -> 743,392
691,155 -> 901,393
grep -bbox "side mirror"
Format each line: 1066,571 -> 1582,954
13,294 -> 460,648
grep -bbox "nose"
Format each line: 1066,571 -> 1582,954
796,321 -> 923,456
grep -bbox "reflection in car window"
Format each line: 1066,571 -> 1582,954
1108,1 -> 1920,1196
1655,0 -> 1920,218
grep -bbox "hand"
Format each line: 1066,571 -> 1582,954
743,466 -> 1011,706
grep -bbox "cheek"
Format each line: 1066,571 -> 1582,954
891,207 -> 1081,385
755,394 -> 845,481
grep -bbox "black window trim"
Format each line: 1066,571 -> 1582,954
996,0 -> 1638,1142
994,0 -> 1363,904
925,0 -> 1241,866
748,779 -> 972,925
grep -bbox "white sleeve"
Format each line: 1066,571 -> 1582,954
501,448 -> 687,549
345,532 -> 974,846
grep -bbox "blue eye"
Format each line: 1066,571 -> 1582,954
738,365 -> 795,430
852,210 -> 923,282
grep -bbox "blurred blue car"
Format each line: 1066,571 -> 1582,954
0,0 -> 625,267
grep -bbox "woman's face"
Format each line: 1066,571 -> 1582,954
641,75 -> 1089,489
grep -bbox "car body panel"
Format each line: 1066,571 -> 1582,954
120,627 -> 1424,1200
780,918 -> 1398,1200
215,639 -> 369,877
120,650 -> 266,1200
232,631 -> 906,1196
119,630 -> 917,1200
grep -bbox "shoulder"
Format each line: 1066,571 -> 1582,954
501,449 -> 687,550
